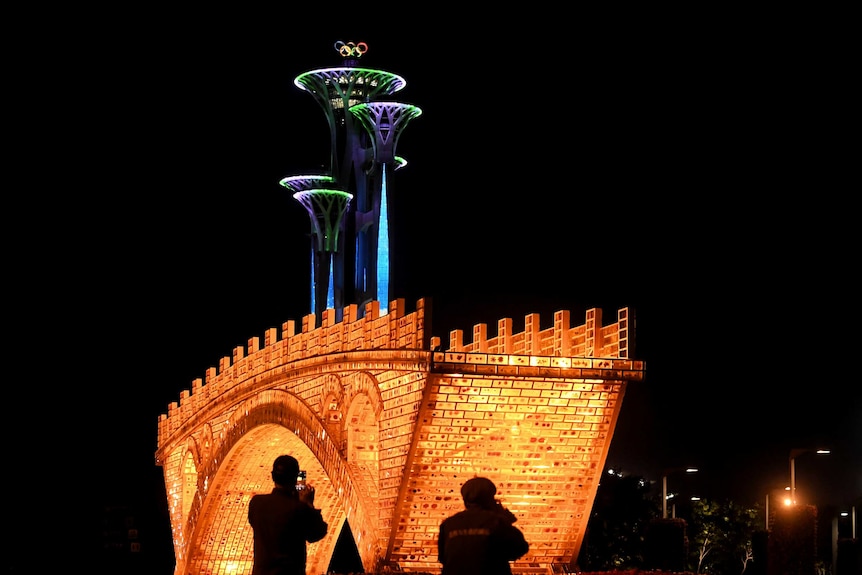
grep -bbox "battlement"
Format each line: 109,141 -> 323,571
157,298 -> 633,445
446,306 -> 631,358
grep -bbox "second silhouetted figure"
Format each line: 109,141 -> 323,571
437,476 -> 529,575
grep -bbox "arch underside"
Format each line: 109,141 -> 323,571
182,387 -> 385,575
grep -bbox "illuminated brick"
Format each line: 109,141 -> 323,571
156,299 -> 643,573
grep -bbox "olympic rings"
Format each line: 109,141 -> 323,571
334,41 -> 368,58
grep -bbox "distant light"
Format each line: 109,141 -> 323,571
691,496 -> 701,501
841,511 -> 849,517
685,468 -> 698,473
816,449 -> 831,454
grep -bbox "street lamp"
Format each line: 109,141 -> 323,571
832,507 -> 856,569
662,467 -> 698,519
764,486 -> 791,530
789,447 -> 830,504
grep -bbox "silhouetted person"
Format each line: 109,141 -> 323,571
438,476 -> 529,575
248,455 -> 328,575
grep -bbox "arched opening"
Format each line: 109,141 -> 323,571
181,451 -> 197,518
184,424 -> 340,575
345,393 -> 380,503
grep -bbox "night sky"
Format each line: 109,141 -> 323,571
15,9 -> 859,572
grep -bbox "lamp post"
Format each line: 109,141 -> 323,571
662,467 -> 698,519
789,448 -> 830,504
832,507 -> 856,570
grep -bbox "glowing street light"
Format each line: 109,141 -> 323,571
662,467 -> 698,519
789,448 -> 830,505
764,486 -> 791,530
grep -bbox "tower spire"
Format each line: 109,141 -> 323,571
282,42 -> 422,320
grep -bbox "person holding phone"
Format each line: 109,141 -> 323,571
248,455 -> 328,575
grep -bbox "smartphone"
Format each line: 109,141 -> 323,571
296,470 -> 307,491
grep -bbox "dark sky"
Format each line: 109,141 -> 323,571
15,10 -> 859,569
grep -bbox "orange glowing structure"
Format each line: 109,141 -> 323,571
156,301 -> 643,574
155,41 -> 645,575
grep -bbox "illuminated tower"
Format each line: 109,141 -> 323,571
280,41 -> 422,319
280,175 -> 351,316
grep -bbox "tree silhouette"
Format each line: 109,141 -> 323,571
687,499 -> 759,574
578,469 -> 658,570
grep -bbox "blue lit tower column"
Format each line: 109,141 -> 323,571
282,41 -> 421,319
350,101 -> 422,310
280,175 -> 351,317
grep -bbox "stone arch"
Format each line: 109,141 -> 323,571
320,373 -> 346,453
179,389 -> 382,575
348,371 -> 384,417
343,372 -> 384,469
200,422 -> 213,461
181,436 -> 201,521
341,371 -> 385,535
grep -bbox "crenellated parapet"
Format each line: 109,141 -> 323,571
446,307 -> 632,358
157,299 -> 635,444
157,298 -> 421,446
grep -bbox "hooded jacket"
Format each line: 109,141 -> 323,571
438,477 -> 529,575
